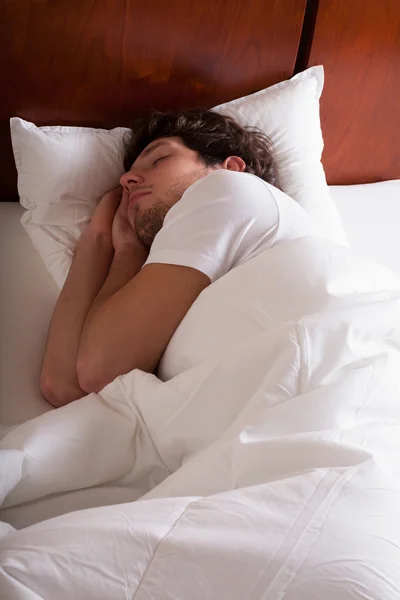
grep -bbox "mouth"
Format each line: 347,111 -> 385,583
129,191 -> 151,206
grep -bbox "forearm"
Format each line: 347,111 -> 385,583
41,231 -> 114,406
86,244 -> 147,325
77,245 -> 147,391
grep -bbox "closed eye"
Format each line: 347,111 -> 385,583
153,155 -> 168,166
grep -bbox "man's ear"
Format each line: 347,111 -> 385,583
220,156 -> 246,172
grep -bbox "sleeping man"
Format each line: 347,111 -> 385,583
40,108 -> 318,407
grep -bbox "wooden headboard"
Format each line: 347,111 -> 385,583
307,0 -> 400,185
0,0 -> 306,201
1,0 -> 399,201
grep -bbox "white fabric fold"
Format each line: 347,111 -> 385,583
2,237 -> 400,599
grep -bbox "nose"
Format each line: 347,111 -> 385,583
120,167 -> 144,190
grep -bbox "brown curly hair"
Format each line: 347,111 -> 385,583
124,108 -> 279,188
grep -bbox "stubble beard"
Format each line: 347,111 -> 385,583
133,167 -> 211,248
133,201 -> 172,248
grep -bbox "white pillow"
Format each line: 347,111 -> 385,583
11,66 -> 348,288
214,66 -> 347,247
11,122 -> 129,288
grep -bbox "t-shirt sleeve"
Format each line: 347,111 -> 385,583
144,170 -> 280,282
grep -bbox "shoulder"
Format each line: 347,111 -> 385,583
165,170 -> 281,225
182,169 -> 278,203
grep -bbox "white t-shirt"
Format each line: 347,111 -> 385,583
144,170 -> 319,281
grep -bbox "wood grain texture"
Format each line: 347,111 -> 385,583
308,0 -> 400,184
0,0 -> 306,200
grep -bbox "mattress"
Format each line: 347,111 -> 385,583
1,179 -> 399,426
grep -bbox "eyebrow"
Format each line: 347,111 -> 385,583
139,140 -> 172,160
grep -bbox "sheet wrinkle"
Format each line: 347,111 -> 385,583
248,469 -> 331,600
341,366 -> 379,436
109,378 -> 173,478
3,237 -> 400,598
0,571 -> 46,600
157,368 -> 220,437
259,467 -> 359,600
295,322 -> 308,397
132,500 -> 196,599
285,467 -> 363,596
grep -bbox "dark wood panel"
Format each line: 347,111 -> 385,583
0,0 -> 306,201
308,0 -> 400,184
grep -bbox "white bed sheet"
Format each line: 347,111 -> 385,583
331,179 -> 400,273
1,179 -> 399,427
0,203 -> 56,425
3,230 -> 400,599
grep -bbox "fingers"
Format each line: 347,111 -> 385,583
93,188 -> 121,221
119,187 -> 130,214
113,185 -> 123,196
106,186 -> 123,208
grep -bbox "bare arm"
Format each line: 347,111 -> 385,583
77,262 -> 210,393
77,189 -> 209,392
85,190 -> 149,323
40,190 -> 121,407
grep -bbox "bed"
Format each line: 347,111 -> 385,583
2,180 -> 400,428
1,1 -> 400,598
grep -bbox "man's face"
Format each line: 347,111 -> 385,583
120,136 -> 213,247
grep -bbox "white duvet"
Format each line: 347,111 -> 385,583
2,236 -> 400,599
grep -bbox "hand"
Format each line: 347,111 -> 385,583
85,187 -> 122,242
112,187 -> 147,256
